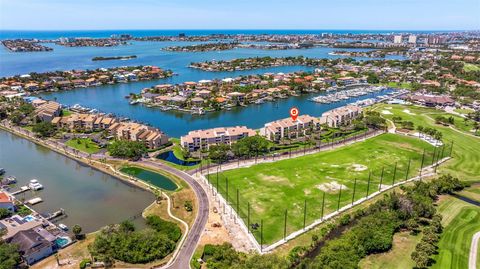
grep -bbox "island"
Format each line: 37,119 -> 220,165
92,55 -> 137,61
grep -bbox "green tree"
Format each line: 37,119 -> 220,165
208,144 -> 230,163
32,121 -> 56,137
107,140 -> 147,159
0,241 -> 21,269
72,224 -> 82,239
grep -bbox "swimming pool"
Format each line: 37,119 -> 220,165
23,215 -> 36,222
55,236 -> 71,248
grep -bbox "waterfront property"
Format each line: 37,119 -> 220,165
403,93 -> 455,107
52,113 -> 117,132
109,121 -> 169,149
0,191 -> 15,211
33,101 -> 62,122
260,114 -> 323,142
321,105 -> 363,128
180,126 -> 256,152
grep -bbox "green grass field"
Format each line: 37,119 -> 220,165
374,104 -> 480,181
65,138 -> 100,154
431,194 -> 480,269
209,133 -> 443,244
359,232 -> 420,269
463,63 -> 480,72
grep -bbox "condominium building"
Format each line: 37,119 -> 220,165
34,101 -> 61,122
393,35 -> 403,44
321,105 -> 363,128
52,113 -> 117,131
408,35 -> 417,44
108,122 -> 169,149
260,115 -> 323,142
181,126 -> 256,152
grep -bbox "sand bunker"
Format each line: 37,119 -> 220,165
385,106 -> 393,109
317,181 -> 348,193
403,109 -> 415,115
382,110 -> 393,115
351,164 -> 368,171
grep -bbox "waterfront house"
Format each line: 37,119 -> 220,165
9,229 -> 55,265
0,215 -> 43,240
321,105 -> 363,128
25,83 -> 39,91
181,126 -> 256,152
191,97 -> 205,106
0,192 -> 14,212
260,115 -> 322,142
227,92 -> 246,104
52,113 -> 117,132
197,89 -> 212,98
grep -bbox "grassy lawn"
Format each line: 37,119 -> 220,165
384,81 -> 413,89
120,166 -> 178,191
359,232 -> 421,269
210,133 -> 440,244
431,192 -> 480,269
454,108 -> 475,115
463,63 -> 480,72
374,104 -> 480,181
65,138 -> 100,154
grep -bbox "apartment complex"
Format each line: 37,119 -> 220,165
33,101 -> 61,122
109,122 -> 169,149
321,105 -> 363,128
52,113 -> 117,131
260,115 -> 323,142
181,126 -> 256,152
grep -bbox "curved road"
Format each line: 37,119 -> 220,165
141,160 -> 209,269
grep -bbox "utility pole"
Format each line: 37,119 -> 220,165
379,167 -> 384,192
352,178 -> 357,205
247,202 -> 250,233
405,158 -> 411,181
366,171 -> 371,197
392,162 -> 397,185
321,192 -> 326,220
284,209 -> 288,240
303,199 -> 307,230
337,185 -> 342,211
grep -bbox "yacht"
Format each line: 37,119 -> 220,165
28,179 -> 44,191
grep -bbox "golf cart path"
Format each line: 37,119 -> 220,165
469,231 -> 480,269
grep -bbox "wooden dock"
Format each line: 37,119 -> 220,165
27,197 -> 43,205
11,186 -> 30,195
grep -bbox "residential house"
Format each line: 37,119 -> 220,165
34,101 -> 62,122
9,229 -> 55,265
0,192 -> 14,212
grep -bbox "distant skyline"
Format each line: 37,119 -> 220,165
1,0 -> 479,31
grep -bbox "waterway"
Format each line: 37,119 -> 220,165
1,33 -> 404,138
0,130 -> 155,233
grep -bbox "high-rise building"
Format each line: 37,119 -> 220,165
393,35 -> 403,44
408,35 -> 417,44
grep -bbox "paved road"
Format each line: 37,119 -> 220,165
141,160 -> 209,269
469,231 -> 480,269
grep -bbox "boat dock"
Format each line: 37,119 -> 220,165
27,197 -> 43,205
46,208 -> 66,220
11,185 -> 30,195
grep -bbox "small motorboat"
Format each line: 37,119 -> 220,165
28,179 -> 44,191
58,224 -> 68,231
5,176 -> 17,184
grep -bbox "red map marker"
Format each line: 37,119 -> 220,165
290,107 -> 299,121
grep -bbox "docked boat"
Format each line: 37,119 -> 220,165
28,179 -> 44,191
5,176 -> 17,184
58,223 -> 68,231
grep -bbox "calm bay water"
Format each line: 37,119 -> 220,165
1,30 -> 403,137
0,130 -> 154,232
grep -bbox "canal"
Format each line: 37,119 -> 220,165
0,130 -> 155,233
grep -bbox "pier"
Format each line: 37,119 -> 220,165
11,185 -> 30,195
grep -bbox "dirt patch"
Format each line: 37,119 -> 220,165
403,109 -> 415,115
316,181 -> 348,193
259,174 -> 290,184
350,164 -> 368,171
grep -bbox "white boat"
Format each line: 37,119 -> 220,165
28,179 -> 44,191
58,224 -> 68,231
5,176 -> 17,184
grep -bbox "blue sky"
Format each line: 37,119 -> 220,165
0,0 -> 479,30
